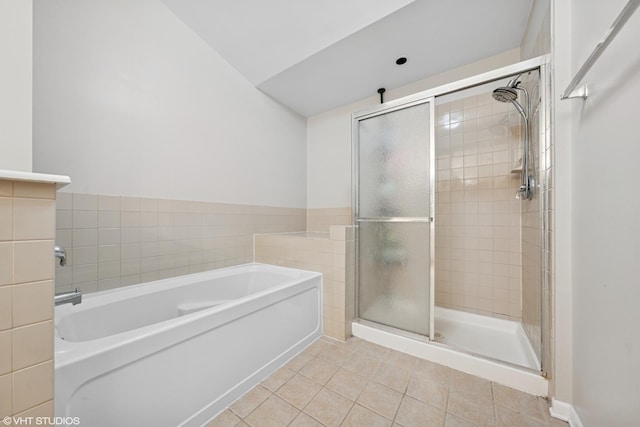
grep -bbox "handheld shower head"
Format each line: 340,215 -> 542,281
492,74 -> 533,200
492,73 -> 524,105
492,86 -> 526,118
492,86 -> 518,103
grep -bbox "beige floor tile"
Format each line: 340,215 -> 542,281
406,375 -> 449,409
205,409 -> 241,427
304,388 -> 353,427
341,404 -> 392,427
414,359 -> 452,386
286,352 -> 314,372
230,385 -> 271,418
300,358 -> 340,385
261,367 -> 296,392
355,340 -> 390,360
341,336 -> 363,351
317,344 -> 353,366
245,395 -> 299,427
395,396 -> 445,427
444,413 -> 479,427
356,381 -> 403,420
495,405 -> 546,427
446,392 -> 495,427
303,339 -> 334,357
214,339 -> 557,427
290,412 -> 324,427
384,350 -> 420,371
373,362 -> 411,393
276,374 -> 322,409
325,368 -> 368,401
449,370 -> 493,404
342,352 -> 381,377
548,417 -> 570,427
492,383 -> 547,421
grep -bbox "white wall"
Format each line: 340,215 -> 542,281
520,0 -> 551,60
550,0 -> 574,406
33,0 -> 306,208
306,49 -> 520,208
0,0 -> 32,172
555,0 -> 640,424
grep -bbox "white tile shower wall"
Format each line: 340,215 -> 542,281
55,193 -> 306,293
435,92 -> 523,320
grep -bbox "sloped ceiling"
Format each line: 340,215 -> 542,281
161,0 -> 532,117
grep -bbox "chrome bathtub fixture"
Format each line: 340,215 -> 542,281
55,288 -> 82,306
492,75 -> 534,200
55,244 -> 67,266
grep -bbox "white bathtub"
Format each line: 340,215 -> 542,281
54,263 -> 322,426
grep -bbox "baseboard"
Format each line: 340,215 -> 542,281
550,399 -> 584,427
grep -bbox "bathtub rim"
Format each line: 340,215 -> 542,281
56,262 -> 318,312
54,263 -> 322,367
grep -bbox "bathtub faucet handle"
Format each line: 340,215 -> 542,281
55,244 -> 67,267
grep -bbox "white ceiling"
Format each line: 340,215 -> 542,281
161,0 -> 533,117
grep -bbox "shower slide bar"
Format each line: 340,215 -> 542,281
561,0 -> 640,100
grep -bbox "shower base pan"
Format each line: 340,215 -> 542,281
353,307 -> 547,396
434,306 -> 540,370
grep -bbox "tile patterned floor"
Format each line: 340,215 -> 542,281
205,337 -> 569,427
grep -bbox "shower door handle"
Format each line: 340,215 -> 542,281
356,217 -> 433,223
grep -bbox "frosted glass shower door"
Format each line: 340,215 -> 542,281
355,100 -> 434,337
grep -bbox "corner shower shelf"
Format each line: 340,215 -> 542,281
562,0 -> 640,100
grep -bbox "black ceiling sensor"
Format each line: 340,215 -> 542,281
396,57 -> 407,65
377,88 -> 386,104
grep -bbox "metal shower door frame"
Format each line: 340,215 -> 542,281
351,55 -> 551,375
352,97 -> 436,341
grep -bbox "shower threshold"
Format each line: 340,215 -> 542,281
353,307 -> 547,396
359,301 -> 539,370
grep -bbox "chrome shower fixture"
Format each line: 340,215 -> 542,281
492,74 -> 526,119
492,86 -> 519,103
492,74 -> 534,200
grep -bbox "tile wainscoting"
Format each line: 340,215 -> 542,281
55,193 -> 306,293
307,208 -> 351,233
0,180 -> 58,420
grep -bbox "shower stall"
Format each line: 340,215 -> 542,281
352,57 -> 549,390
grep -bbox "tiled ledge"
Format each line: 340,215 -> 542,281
255,226 -> 355,341
0,169 -> 70,189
